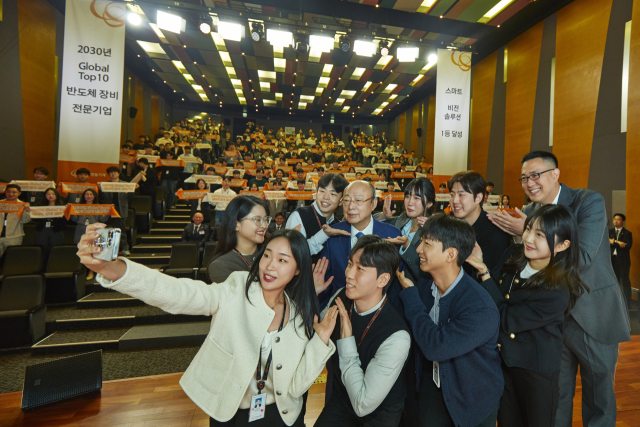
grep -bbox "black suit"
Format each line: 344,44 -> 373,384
464,209 -> 512,279
610,227 -> 632,307
267,222 -> 285,234
181,223 -> 211,251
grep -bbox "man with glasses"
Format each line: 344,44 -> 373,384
317,180 -> 402,309
488,151 -> 630,427
286,173 -> 350,260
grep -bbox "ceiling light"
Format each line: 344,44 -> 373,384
428,53 -> 438,63
136,41 -> 166,55
354,40 -> 376,57
397,47 -> 419,62
309,35 -> 334,52
218,21 -> 243,42
483,0 -> 514,19
157,11 -> 185,34
379,40 -> 389,56
339,35 -> 350,52
251,22 -> 264,41
128,13 -> 141,25
200,22 -> 211,34
267,29 -> 293,47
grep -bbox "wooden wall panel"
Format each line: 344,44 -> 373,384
18,0 -> 56,176
626,0 -> 640,288
133,77 -> 144,141
398,110 -> 406,146
425,94 -> 436,164
411,104 -> 419,153
553,0 -> 613,188
503,21 -> 544,208
470,51 -> 497,177
151,92 -> 160,138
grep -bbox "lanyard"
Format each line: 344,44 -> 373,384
256,298 -> 287,394
349,296 -> 387,349
312,204 -> 332,229
234,249 -> 252,268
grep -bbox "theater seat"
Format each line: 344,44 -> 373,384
130,195 -> 153,232
0,275 -> 47,349
126,208 -> 137,247
163,242 -> 199,279
43,245 -> 86,304
199,242 -> 218,283
21,222 -> 37,246
0,246 -> 43,282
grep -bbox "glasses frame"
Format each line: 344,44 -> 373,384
518,169 -> 555,184
242,216 -> 272,226
341,196 -> 374,207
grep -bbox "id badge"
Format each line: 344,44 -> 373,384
31,197 -> 36,202
166,170 -> 170,174
199,230 -> 205,234
249,394 -> 266,422
45,221 -> 51,228
433,361 -> 440,388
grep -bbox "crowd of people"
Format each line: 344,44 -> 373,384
0,118 -> 633,427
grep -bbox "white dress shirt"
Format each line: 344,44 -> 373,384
551,186 -> 562,205
285,201 -> 333,255
210,188 -> 236,211
350,217 -> 375,248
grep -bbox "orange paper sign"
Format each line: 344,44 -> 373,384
155,159 -> 186,168
285,191 -> 315,200
0,200 -> 25,219
176,190 -> 209,200
58,182 -> 99,195
64,204 -> 120,220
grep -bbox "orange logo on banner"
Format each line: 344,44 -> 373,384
451,51 -> 471,72
90,0 -> 125,27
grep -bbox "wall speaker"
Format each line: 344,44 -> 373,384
21,350 -> 102,411
417,128 -> 422,137
129,107 -> 138,119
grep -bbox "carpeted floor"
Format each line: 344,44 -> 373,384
0,346 -> 200,394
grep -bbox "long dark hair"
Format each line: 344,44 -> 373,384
38,188 -> 64,206
404,177 -> 436,216
245,229 -> 319,340
82,189 -> 99,204
214,195 -> 270,258
503,204 -> 589,314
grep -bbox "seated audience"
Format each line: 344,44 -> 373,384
181,212 -> 211,252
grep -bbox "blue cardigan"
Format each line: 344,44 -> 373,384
400,271 -> 503,427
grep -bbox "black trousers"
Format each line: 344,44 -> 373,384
315,390 -> 403,427
419,368 -> 498,427
209,403 -> 304,427
611,255 -> 631,308
498,364 -> 559,427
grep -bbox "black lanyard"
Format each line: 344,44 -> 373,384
234,249 -> 252,268
256,298 -> 287,394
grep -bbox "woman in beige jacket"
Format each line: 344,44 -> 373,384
77,225 -> 339,427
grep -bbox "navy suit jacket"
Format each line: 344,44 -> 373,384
317,218 -> 402,308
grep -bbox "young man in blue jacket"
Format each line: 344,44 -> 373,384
396,213 -> 503,427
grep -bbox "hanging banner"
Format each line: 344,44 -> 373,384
434,48 -> 471,176
64,204 -> 120,220
30,206 -> 68,219
57,0 -> 126,182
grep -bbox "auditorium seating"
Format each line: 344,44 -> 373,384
0,275 -> 47,348
126,208 -> 137,247
43,245 -> 86,304
163,242 -> 199,279
0,246 -> 43,282
21,222 -> 37,246
199,242 -> 218,283
131,195 -> 153,232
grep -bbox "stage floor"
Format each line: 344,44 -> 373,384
1,336 -> 639,427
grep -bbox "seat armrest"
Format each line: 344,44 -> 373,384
29,305 -> 47,343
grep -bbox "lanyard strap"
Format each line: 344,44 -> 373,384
234,249 -> 252,268
312,204 -> 332,228
350,296 -> 387,349
256,298 -> 287,393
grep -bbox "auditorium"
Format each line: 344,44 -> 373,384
1,0 -> 639,426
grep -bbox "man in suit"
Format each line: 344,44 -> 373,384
610,213 -> 633,308
318,180 -> 401,309
267,212 -> 286,234
488,150 -> 630,427
181,212 -> 210,252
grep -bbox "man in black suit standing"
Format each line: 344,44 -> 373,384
489,151 -> 630,427
181,212 -> 210,252
610,213 -> 633,308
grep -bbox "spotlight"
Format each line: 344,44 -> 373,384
339,35 -> 350,52
200,22 -> 211,34
379,40 -> 389,56
128,13 -> 141,25
251,22 -> 264,42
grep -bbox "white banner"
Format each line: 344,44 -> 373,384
285,127 -> 296,135
434,49 -> 471,176
57,0 -> 126,181
98,182 -> 137,193
29,206 -> 67,219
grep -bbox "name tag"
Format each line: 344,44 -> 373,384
199,230 -> 205,234
433,361 -> 440,388
45,221 -> 52,228
31,197 -> 36,202
249,394 -> 265,422
166,170 -> 170,174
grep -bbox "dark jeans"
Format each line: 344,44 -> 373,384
419,368 -> 498,427
315,390 -> 403,427
498,364 -> 559,427
209,403 -> 304,427
162,179 -> 178,208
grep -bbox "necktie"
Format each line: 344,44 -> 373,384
195,225 -> 199,234
356,232 -> 364,239
617,229 -> 621,240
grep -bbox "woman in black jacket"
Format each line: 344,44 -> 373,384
34,188 -> 67,263
466,204 -> 588,427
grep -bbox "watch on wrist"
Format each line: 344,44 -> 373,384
479,269 -> 490,277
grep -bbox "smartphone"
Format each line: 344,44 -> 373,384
92,228 -> 121,262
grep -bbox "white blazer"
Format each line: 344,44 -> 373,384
97,259 -> 335,425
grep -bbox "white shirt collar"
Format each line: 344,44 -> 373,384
350,216 -> 374,237
353,295 -> 385,316
431,267 -> 464,299
551,186 -> 562,205
312,201 -> 334,224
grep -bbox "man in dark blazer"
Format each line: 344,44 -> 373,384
267,212 -> 286,234
317,181 -> 401,309
181,212 -> 211,252
489,151 -> 630,427
610,213 -> 633,308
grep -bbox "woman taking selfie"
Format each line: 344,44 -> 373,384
466,204 -> 588,427
77,226 -> 338,427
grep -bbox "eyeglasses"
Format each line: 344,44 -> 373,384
518,169 -> 554,184
242,216 -> 272,226
342,196 -> 373,207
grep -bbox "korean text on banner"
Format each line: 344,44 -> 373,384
10,181 -> 58,192
57,0 -> 126,181
433,49 -> 471,176
98,182 -> 137,193
0,201 -> 25,219
30,206 -> 68,219
64,204 -> 120,220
